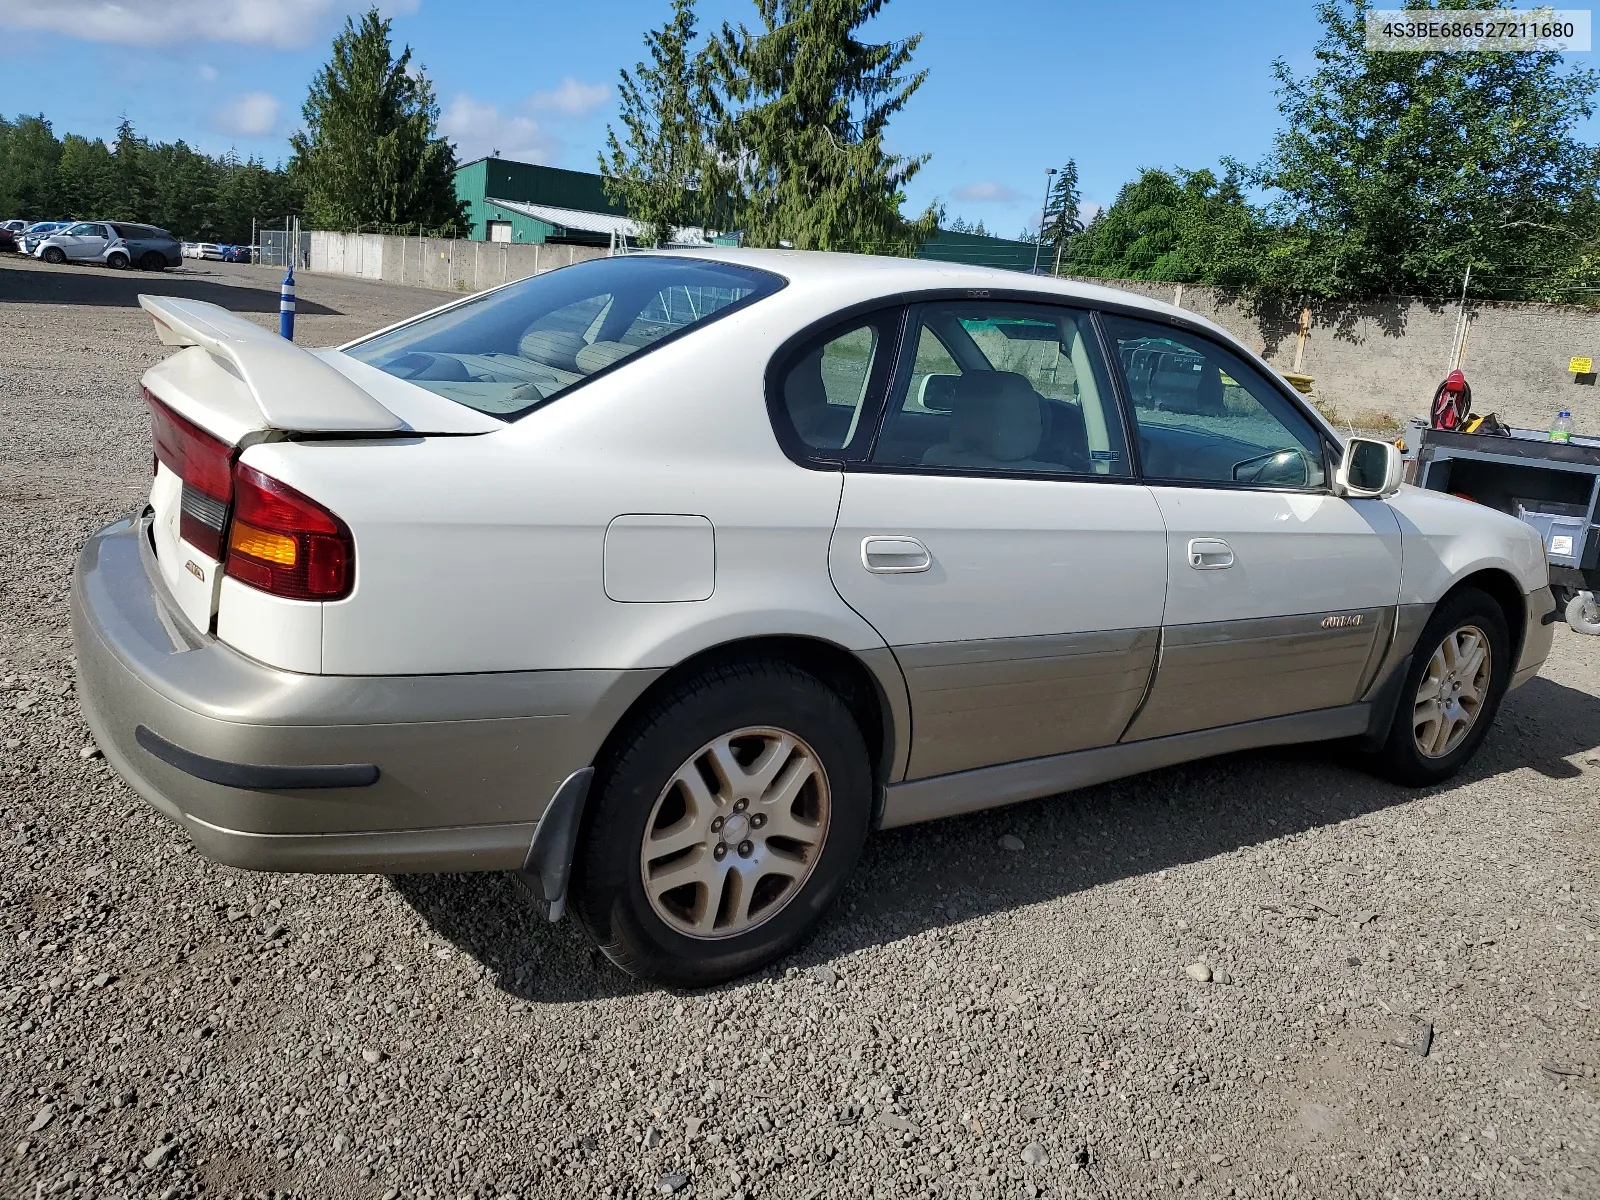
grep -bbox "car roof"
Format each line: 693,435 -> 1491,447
637,246 -> 1235,344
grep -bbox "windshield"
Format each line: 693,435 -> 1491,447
344,256 -> 784,419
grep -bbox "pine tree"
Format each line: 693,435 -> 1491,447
602,0 -> 720,246
708,0 -> 939,254
1040,159 -> 1082,272
288,8 -> 464,232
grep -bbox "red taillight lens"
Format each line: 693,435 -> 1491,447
224,464 -> 354,601
145,387 -> 232,559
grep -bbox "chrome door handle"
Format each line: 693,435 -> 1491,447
861,535 -> 932,574
1188,538 -> 1234,569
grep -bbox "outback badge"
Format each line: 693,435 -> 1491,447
1321,613 -> 1363,628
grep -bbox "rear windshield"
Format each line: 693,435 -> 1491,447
344,256 -> 784,419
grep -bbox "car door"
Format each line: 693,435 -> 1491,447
1100,314 -> 1403,741
814,300 -> 1168,780
63,223 -> 108,260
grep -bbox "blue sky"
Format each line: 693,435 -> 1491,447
0,0 -> 1594,234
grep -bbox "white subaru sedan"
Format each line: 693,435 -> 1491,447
73,251 -> 1555,985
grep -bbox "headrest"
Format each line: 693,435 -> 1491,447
574,340 -> 636,374
946,372 -> 1042,461
518,328 -> 585,372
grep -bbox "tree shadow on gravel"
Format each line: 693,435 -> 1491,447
0,259 -> 342,315
393,674 -> 1600,1003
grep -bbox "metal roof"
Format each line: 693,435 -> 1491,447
484,197 -> 711,246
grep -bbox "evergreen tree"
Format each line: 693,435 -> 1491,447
708,0 -> 939,254
289,8 -> 464,232
109,117 -> 149,221
1039,160 -> 1082,271
602,0 -> 720,246
0,115 -> 64,217
55,134 -> 116,219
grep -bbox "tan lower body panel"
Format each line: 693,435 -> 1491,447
1123,608 -> 1390,742
898,627 -> 1159,779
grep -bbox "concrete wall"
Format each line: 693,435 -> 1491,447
299,234 -> 1600,435
1075,277 -> 1600,434
307,231 -> 608,295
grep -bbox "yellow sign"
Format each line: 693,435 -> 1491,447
1571,356 -> 1594,375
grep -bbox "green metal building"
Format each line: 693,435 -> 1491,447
454,157 -> 630,246
453,155 -> 1042,269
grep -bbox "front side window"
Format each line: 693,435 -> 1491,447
1104,315 -> 1326,489
64,223 -> 99,236
872,302 -> 1131,478
345,257 -> 783,419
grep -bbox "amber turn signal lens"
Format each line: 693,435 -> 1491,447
228,520 -> 297,566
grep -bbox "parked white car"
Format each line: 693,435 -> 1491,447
72,251 -> 1554,985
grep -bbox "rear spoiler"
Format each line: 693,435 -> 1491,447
137,294 -> 404,433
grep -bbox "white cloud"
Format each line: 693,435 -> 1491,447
214,92 -> 280,138
952,181 -> 1025,205
0,0 -> 416,48
440,95 -> 558,165
1078,200 -> 1102,224
198,63 -> 218,82
531,77 -> 610,118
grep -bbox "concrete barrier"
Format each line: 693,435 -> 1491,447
307,231 -> 608,294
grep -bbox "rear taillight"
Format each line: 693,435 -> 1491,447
224,463 -> 354,601
145,387 -> 232,558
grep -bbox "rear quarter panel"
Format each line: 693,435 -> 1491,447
240,301 -> 888,675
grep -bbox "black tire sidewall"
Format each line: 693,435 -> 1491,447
107,253 -> 128,270
140,253 -> 164,271
1382,588 -> 1512,784
42,248 -> 64,264
574,664 -> 871,987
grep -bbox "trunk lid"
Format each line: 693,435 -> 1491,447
136,294 -> 497,631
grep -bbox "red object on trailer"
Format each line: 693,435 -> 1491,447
1431,369 -> 1472,431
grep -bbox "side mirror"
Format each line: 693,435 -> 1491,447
1335,437 -> 1403,499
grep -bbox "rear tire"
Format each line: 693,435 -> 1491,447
572,660 -> 871,987
106,251 -> 129,270
1370,587 -> 1510,786
140,252 -> 166,271
41,247 -> 65,265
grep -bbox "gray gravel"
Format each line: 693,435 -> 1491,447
2,252 -> 1598,1199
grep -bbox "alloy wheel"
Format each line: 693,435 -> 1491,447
1412,623 -> 1492,758
639,726 -> 831,939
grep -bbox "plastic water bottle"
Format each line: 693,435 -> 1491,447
1550,411 -> 1573,443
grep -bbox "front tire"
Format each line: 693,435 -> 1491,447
1372,587 -> 1511,786
572,661 -> 871,987
41,247 -> 65,265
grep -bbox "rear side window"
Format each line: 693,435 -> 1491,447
873,302 -> 1132,478
345,257 -> 783,419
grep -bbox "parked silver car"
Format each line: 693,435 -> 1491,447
34,221 -> 180,270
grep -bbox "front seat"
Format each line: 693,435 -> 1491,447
920,372 -> 1056,472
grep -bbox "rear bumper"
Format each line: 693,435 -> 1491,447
1511,585 -> 1556,690
71,515 -> 657,873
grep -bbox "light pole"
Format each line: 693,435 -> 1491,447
1032,167 -> 1057,274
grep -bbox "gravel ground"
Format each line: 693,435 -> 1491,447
1,253 -> 1597,1200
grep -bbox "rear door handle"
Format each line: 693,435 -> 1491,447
1188,538 -> 1234,569
861,535 -> 932,574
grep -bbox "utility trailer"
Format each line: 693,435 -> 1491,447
1414,424 -> 1600,633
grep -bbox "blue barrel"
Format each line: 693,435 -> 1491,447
279,266 -> 296,341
